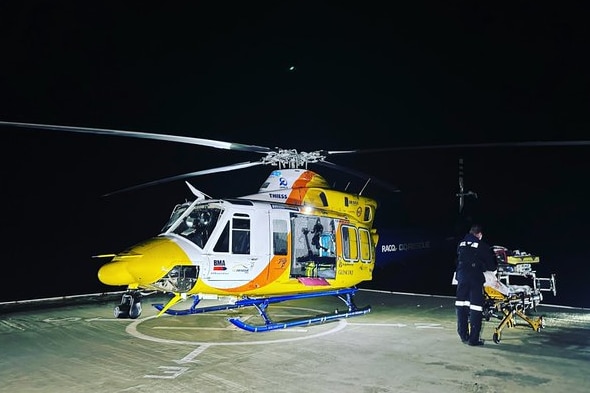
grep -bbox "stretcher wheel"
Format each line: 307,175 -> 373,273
493,332 -> 501,344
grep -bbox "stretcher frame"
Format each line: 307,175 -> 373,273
483,246 -> 557,344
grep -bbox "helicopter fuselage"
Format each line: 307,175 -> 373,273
97,169 -> 379,299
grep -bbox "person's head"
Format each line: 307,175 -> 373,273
197,210 -> 211,226
469,224 -> 483,240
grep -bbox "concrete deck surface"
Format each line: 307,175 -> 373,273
0,289 -> 588,393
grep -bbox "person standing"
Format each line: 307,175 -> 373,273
455,224 -> 497,346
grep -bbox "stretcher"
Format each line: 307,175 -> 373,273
483,245 -> 557,344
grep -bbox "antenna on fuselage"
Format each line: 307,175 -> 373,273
359,178 -> 371,196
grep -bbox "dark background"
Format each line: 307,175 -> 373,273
1,2 -> 589,307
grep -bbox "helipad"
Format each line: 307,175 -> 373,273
1,289 -> 588,393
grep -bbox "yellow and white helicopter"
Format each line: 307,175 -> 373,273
3,120 -> 590,331
1,120 -> 398,332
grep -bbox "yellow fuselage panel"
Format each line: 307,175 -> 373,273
97,260 -> 135,286
98,237 -> 191,286
299,188 -> 378,227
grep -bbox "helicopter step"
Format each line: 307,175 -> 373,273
152,287 -> 371,332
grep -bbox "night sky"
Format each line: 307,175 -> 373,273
1,3 -> 589,306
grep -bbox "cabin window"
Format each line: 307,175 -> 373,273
232,214 -> 250,254
363,206 -> 372,222
319,192 -> 328,207
342,225 -> 359,262
273,219 -> 288,255
359,228 -> 372,262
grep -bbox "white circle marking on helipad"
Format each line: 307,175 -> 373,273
125,306 -> 349,346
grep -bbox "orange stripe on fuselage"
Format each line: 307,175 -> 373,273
285,170 -> 314,205
221,254 -> 289,293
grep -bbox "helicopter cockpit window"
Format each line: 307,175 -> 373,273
161,202 -> 192,232
212,214 -> 250,254
172,207 -> 222,248
214,222 -> 230,252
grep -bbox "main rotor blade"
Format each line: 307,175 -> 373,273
0,120 -> 273,154
103,161 -> 264,197
314,160 -> 400,193
328,140 -> 590,154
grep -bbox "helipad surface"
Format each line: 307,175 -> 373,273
1,289 -> 588,393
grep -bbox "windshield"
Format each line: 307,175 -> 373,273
170,205 -> 223,248
161,202 -> 192,232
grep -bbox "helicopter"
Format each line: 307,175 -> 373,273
1,120 -> 395,332
3,120 -> 590,329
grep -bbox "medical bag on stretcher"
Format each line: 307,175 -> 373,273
494,245 -> 539,274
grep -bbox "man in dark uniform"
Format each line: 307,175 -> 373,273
455,224 -> 497,346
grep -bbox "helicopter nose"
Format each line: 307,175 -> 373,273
98,259 -> 135,286
97,237 -> 192,287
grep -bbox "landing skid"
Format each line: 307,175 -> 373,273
153,287 -> 371,332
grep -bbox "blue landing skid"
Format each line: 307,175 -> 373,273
152,287 -> 371,332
